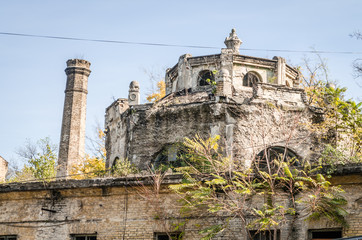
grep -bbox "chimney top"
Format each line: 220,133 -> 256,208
66,59 -> 91,68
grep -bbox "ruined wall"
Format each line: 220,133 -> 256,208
104,98 -> 130,169
0,176 -> 221,240
0,172 -> 361,240
106,83 -> 316,170
166,54 -> 294,97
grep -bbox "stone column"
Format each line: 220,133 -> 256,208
176,54 -> 192,91
273,56 -> 286,85
216,49 -> 233,97
57,59 -> 91,178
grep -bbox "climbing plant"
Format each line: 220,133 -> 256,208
9,137 -> 57,182
169,135 -> 348,240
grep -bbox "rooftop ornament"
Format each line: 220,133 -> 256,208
224,28 -> 242,54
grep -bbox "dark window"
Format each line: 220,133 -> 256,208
249,230 -> 280,240
0,236 -> 17,240
112,157 -> 120,169
243,72 -> 260,87
152,144 -> 186,170
155,232 -> 182,240
198,70 -> 214,86
310,229 -> 342,240
71,235 -> 97,240
255,146 -> 299,169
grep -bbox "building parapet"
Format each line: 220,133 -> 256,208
1,164 -> 360,193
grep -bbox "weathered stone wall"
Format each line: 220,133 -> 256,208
106,83 -> 316,170
0,176 -> 205,240
107,30 -> 305,171
165,30 -> 300,97
165,53 -> 294,97
0,171 -> 361,240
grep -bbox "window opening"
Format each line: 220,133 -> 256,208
154,232 -> 182,240
198,70 -> 214,86
152,144 -> 186,170
112,157 -> 120,168
310,229 -> 342,240
256,146 -> 299,169
249,230 -> 280,240
0,236 -> 17,240
243,72 -> 260,87
71,235 -> 97,240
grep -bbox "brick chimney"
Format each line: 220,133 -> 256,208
57,59 -> 91,178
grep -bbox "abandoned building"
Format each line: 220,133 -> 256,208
0,29 -> 361,240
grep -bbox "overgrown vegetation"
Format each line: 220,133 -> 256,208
111,157 -> 138,177
9,137 -> 57,182
6,128 -> 139,182
300,56 -> 361,164
70,128 -> 107,179
169,135 -> 348,240
147,80 -> 166,103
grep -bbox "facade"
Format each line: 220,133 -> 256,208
105,29 -> 313,171
0,166 -> 361,240
0,30 -> 361,240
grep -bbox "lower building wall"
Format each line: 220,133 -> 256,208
0,177 -> 361,240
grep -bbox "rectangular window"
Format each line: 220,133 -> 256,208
71,235 -> 97,240
0,236 -> 17,240
309,229 -> 342,240
249,230 -> 280,240
154,232 -> 182,240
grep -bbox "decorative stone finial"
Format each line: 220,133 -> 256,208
129,81 -> 140,91
128,81 -> 140,105
224,29 -> 242,54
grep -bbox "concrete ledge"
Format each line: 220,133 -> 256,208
1,164 -> 360,193
0,173 -> 184,193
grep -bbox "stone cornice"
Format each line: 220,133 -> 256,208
65,67 -> 91,77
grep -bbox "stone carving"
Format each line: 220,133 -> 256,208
224,28 -> 242,54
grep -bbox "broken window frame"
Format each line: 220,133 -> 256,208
198,70 -> 215,86
248,230 -> 281,240
255,146 -> 300,170
243,71 -> 261,87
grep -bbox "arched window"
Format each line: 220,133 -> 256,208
112,157 -> 120,168
243,72 -> 260,87
151,143 -> 186,170
255,146 -> 299,169
198,70 -> 214,86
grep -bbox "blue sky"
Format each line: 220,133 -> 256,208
0,0 -> 361,166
